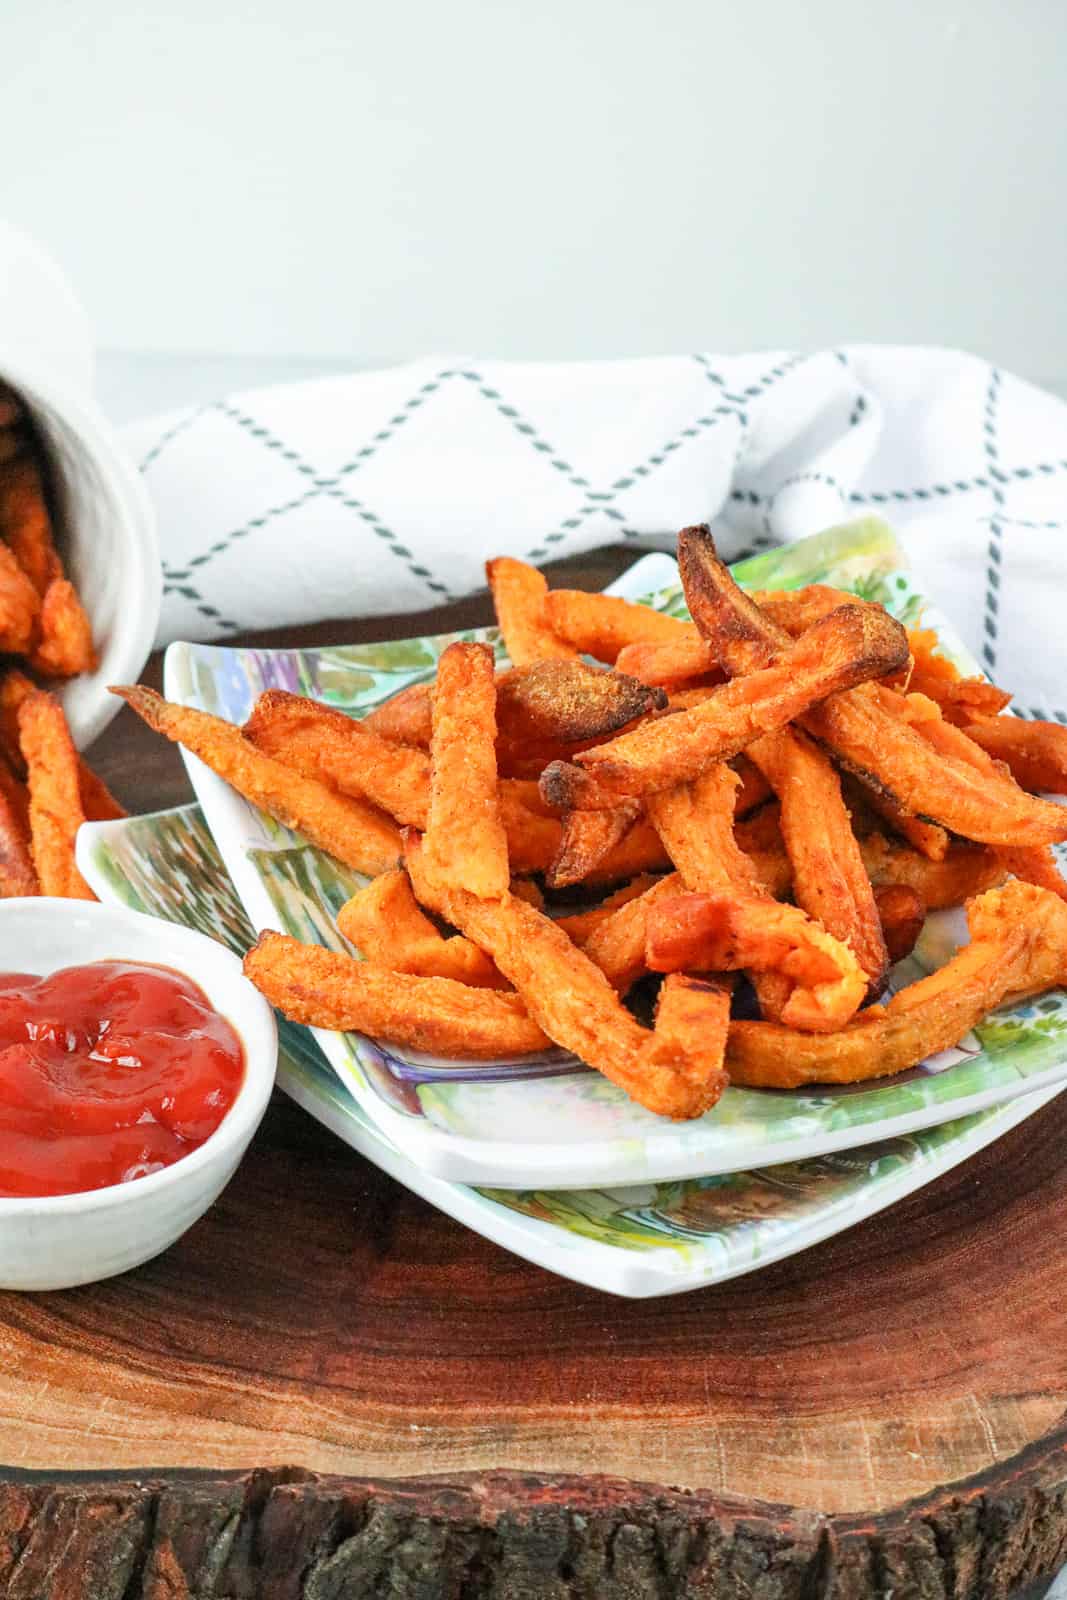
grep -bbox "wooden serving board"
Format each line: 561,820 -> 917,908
2,549 -> 1067,1599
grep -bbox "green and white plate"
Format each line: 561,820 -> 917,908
78,802 -> 1063,1298
159,519 -> 1067,1190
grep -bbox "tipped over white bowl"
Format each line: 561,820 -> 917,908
0,899 -> 277,1291
0,223 -> 160,749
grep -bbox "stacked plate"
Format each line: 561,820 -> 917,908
79,520 -> 1067,1296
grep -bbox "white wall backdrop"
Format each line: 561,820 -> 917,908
3,0 -> 1066,393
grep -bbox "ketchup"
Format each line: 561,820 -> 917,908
0,961 -> 244,1198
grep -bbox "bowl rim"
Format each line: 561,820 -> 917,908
0,351 -> 162,750
0,898 -> 277,1215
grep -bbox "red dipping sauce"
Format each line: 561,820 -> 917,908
0,961 -> 244,1198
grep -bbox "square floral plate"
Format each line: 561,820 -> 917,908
79,803 -> 1063,1298
160,518 -> 1067,1190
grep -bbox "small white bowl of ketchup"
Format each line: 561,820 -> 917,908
0,899 -> 277,1290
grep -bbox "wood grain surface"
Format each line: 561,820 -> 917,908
2,547 -> 1066,1597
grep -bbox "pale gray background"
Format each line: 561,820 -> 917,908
4,0 -> 1067,423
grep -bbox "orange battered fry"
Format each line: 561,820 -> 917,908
495,658 -> 665,744
641,973 -> 730,1111
678,523 -> 1067,847
486,557 -> 578,665
614,633 -> 719,688
0,756 -> 37,897
0,544 -> 40,655
873,883 -> 926,966
29,577 -> 97,678
553,875 -> 660,944
964,715 -> 1067,795
364,659 -> 663,759
423,640 -> 510,898
546,800 -> 642,889
244,931 -> 549,1057
112,686 -> 402,877
407,835 -> 724,1117
337,869 -> 508,988
246,689 -> 431,826
0,457 -> 60,596
748,726 -> 888,992
542,589 -> 692,664
543,603 -> 907,808
0,667 -> 124,821
18,690 -> 94,898
363,681 -> 433,748
905,628 -> 1012,724
726,880 -> 1067,1086
647,893 -> 867,1033
244,689 -> 560,874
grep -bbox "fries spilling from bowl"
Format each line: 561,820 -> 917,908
115,524 -> 1067,1120
0,387 -> 122,903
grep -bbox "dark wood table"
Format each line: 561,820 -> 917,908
2,548 -> 1067,1598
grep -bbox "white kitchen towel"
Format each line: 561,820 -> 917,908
122,346 -> 1067,715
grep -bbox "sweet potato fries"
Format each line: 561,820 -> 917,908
114,526 -> 1067,1120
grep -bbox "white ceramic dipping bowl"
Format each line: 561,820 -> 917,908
0,899 -> 277,1290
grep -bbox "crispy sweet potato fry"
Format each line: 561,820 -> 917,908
510,877 -> 545,909
735,804 -> 1005,910
0,544 -> 40,655
647,891 -> 867,1032
406,836 -> 723,1118
581,873 -> 684,992
905,629 -> 1012,724
423,641 -> 510,898
856,785 -> 949,860
892,698 -> 1067,897
873,883 -> 926,965
363,682 -> 433,747
860,833 -> 1005,907
732,756 -> 773,818
364,660 -> 664,759
964,715 -> 1067,795
246,689 -> 431,825
245,690 -> 561,873
747,584 -> 859,635
725,880 -> 1067,1087
543,604 -> 907,808
29,577 -> 97,678
112,686 -> 403,877
486,557 -> 578,665
645,766 -> 791,1015
337,869 -> 508,988
496,659 -> 666,743
0,457 -> 60,596
0,756 -> 37,897
553,875 -> 660,944
648,766 -> 766,897
542,589 -> 692,664
76,764 -> 127,823
641,974 -> 730,1110
748,726 -> 888,992
19,690 -> 94,898
244,931 -> 550,1056
0,666 -> 124,820
614,633 -> 720,688
568,817 -> 665,884
0,669 -> 35,771
678,523 -> 1067,847
546,800 -> 642,889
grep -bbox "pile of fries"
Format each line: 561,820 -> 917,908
116,525 -> 1067,1120
0,388 -> 122,901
